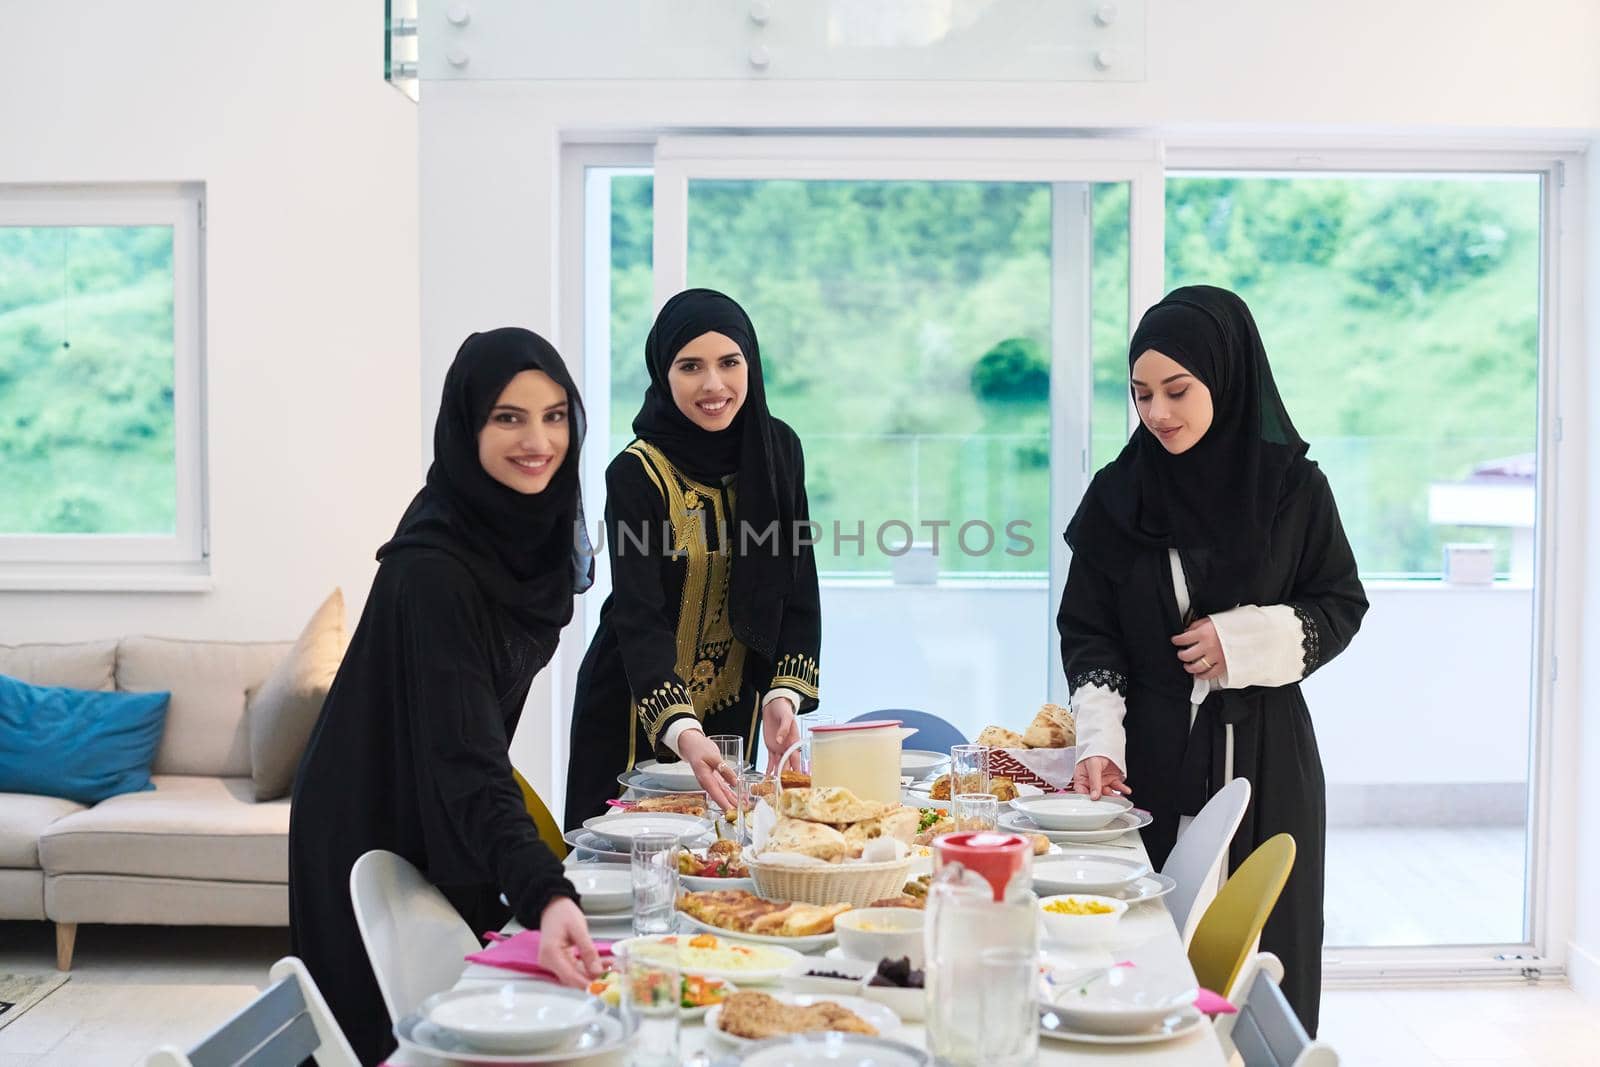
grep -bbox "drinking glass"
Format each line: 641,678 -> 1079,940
954,793 -> 1001,832
618,941 -> 681,1067
630,832 -> 679,937
978,946 -> 1041,1066
951,744 -> 991,796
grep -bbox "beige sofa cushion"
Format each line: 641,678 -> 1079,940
0,793 -> 86,867
0,640 -> 117,690
38,774 -> 289,884
46,873 -> 287,926
118,637 -> 290,777
247,589 -> 347,800
0,868 -> 45,921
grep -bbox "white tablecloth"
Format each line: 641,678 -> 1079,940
387,835 -> 1227,1066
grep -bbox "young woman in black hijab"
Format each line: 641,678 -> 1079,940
564,289 -> 821,825
1058,286 -> 1367,1035
289,328 -> 601,1065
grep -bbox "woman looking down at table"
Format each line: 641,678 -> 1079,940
564,289 -> 821,827
1057,286 -> 1367,1035
290,328 -> 601,1065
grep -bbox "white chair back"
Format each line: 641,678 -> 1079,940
142,956 -> 358,1067
349,849 -> 481,1023
1214,952 -> 1340,1066
1161,776 -> 1252,947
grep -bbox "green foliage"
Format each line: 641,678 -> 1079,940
972,337 -> 1049,402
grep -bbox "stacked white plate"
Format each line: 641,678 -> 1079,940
395,987 -> 628,1063
1030,852 -> 1151,896
999,808 -> 1152,844
1010,794 -> 1132,831
581,811 -> 711,851
1039,964 -> 1201,1045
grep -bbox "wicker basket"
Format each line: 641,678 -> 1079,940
746,853 -> 915,908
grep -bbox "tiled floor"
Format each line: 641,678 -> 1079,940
3,920 -> 1599,1066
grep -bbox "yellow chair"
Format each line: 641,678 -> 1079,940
1187,833 -> 1296,999
513,768 -> 569,860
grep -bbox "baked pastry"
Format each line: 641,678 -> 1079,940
766,817 -> 849,862
842,807 -> 920,853
774,786 -> 893,825
634,793 -> 708,818
751,769 -> 812,801
716,991 -> 877,1040
1023,703 -> 1076,749
678,890 -> 851,937
928,773 -> 1017,803
975,725 -> 1027,749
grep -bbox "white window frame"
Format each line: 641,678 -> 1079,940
1166,143 -> 1584,984
0,183 -> 209,591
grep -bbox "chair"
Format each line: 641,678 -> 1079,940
349,849 -> 481,1025
143,956 -> 358,1067
1187,833 -> 1296,1001
1161,776 -> 1253,947
1214,952 -> 1340,1066
848,708 -> 968,753
514,767 -> 569,859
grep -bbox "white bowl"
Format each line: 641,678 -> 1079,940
1038,894 -> 1130,946
833,908 -> 925,969
1009,794 -> 1132,831
899,749 -> 950,780
861,982 -> 927,1023
569,867 -> 633,915
1031,853 -> 1151,896
581,811 -> 710,850
422,985 -> 603,1053
1044,964 -> 1198,1035
632,759 -> 705,791
780,955 -> 874,996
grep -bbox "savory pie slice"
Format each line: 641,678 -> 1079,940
717,991 -> 878,1040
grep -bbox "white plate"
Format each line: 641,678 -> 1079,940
632,759 -> 707,791
705,993 -> 901,1047
568,867 -> 633,915
1110,872 -> 1178,904
1031,852 -> 1152,895
1010,793 -> 1133,831
1038,1005 -> 1205,1045
899,750 -> 950,780
611,934 -> 804,984
616,770 -> 708,798
582,812 -> 711,850
1000,808 -> 1152,844
679,910 -> 838,953
719,1033 -> 933,1067
394,1005 -> 632,1064
422,986 -> 604,1053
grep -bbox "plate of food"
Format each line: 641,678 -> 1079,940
679,840 -> 755,892
677,889 -> 846,952
611,933 -> 803,984
705,990 -> 900,1047
585,968 -> 737,1020
906,774 -> 1044,808
1000,808 -> 1152,844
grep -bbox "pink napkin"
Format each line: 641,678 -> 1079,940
1194,987 -> 1237,1015
465,929 -> 615,981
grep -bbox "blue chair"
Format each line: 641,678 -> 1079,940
847,708 -> 968,753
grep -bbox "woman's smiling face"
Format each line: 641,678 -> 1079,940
1131,348 -> 1213,455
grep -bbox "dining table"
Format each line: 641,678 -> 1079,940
384,822 -> 1229,1066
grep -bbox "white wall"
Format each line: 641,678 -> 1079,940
0,1 -> 421,642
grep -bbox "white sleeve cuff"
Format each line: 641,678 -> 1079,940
1211,604 -> 1307,689
662,718 -> 703,759
1070,683 -> 1127,774
762,687 -> 803,712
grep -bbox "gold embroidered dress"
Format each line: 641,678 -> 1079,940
564,437 -> 821,828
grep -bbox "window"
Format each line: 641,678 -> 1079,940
0,185 -> 206,583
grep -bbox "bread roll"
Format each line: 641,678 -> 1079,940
843,807 -> 920,853
975,725 -> 1027,749
765,817 -> 849,862
774,786 -> 893,825
1023,703 -> 1077,749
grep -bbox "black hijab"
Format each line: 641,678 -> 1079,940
1065,285 -> 1307,612
631,288 -> 795,660
380,327 -> 593,633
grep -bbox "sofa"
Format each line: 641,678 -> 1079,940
1,635 -> 300,969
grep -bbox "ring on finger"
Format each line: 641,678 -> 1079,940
1198,656 -> 1213,671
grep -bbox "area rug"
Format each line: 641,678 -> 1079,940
0,972 -> 68,1031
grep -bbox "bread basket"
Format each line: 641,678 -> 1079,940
745,740 -> 916,906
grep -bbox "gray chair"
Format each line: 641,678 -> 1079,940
1214,952 -> 1340,1066
143,956 -> 358,1067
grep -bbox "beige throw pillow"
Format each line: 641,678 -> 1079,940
246,589 -> 348,801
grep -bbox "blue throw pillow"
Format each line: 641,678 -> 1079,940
0,673 -> 171,805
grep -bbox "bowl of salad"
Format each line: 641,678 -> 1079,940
587,969 -> 736,1019
678,839 -> 755,891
